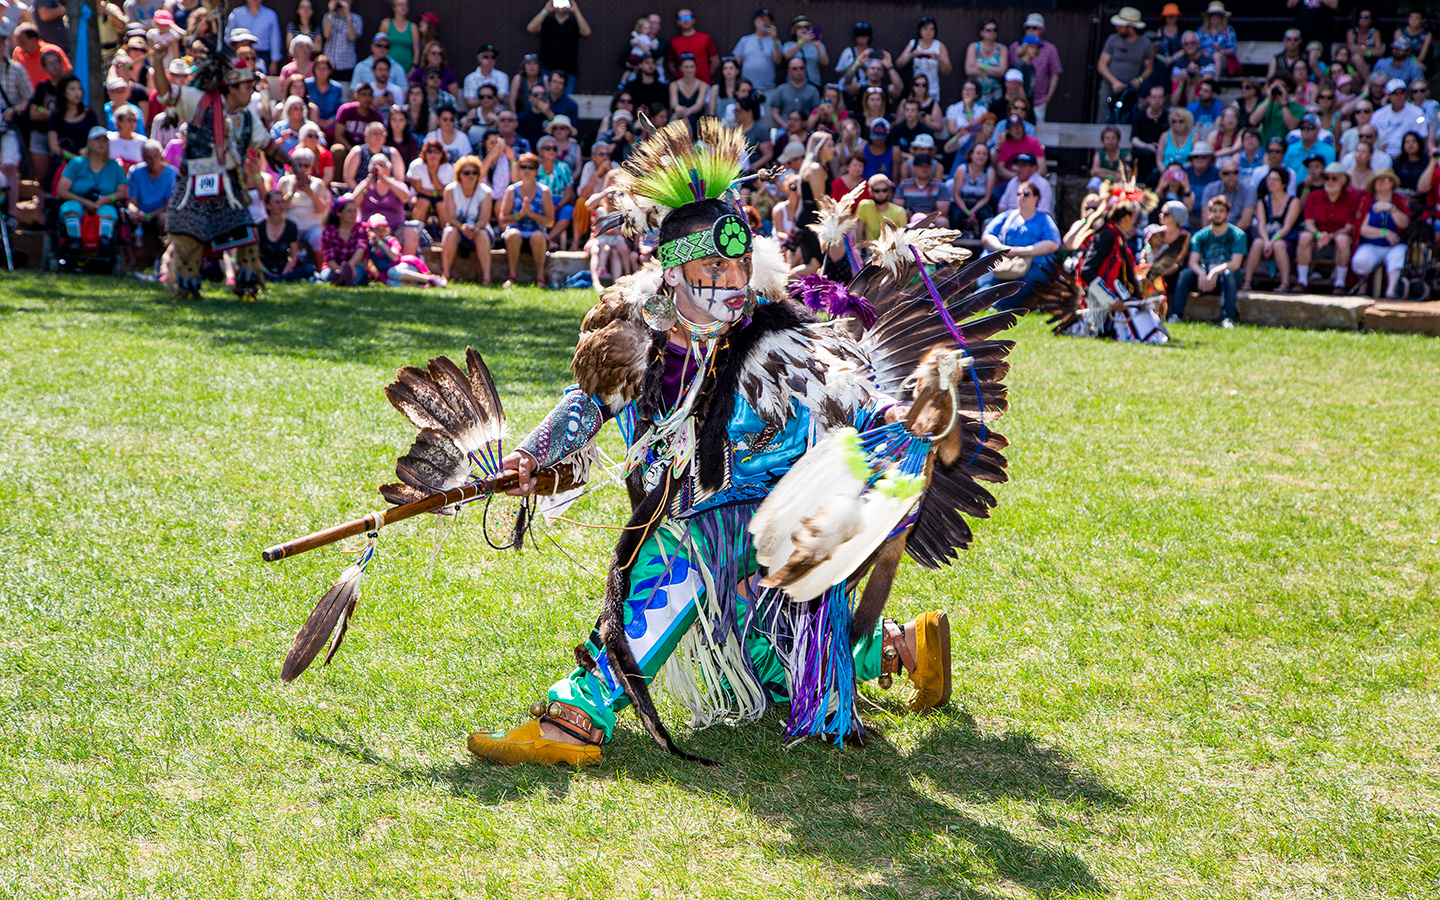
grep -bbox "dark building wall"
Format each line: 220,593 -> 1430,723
263,0 -> 1095,121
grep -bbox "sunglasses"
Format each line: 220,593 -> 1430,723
1323,174 -> 1344,181
1319,93 -> 1335,100
479,92 -> 495,99
871,188 -> 892,194
459,169 -> 479,176
1017,190 -> 1037,198
518,163 -> 537,170
540,146 -> 556,151
480,53 -> 495,59
982,25 -> 996,32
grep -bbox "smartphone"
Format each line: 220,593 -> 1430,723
553,0 -> 570,7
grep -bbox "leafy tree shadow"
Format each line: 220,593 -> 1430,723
297,703 -> 1123,898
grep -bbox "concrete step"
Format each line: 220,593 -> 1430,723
1184,290 -> 1371,330
1364,300 -> 1440,336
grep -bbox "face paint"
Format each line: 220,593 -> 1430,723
669,255 -> 755,337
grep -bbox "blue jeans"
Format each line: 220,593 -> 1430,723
976,257 -> 1053,312
1173,268 -> 1239,321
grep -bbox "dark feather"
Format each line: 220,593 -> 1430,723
281,562 -> 364,682
428,356 -> 489,433
321,598 -> 356,666
464,347 -> 506,432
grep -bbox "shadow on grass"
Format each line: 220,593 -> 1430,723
9,274 -> 584,376
297,704 -> 1122,898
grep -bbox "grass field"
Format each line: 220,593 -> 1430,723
0,274 -> 1437,899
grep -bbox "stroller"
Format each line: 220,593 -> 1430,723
1399,193 -> 1433,301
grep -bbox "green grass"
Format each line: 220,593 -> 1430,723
0,273 -> 1437,899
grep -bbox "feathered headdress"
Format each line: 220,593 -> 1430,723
604,117 -> 756,270
1067,159 -> 1158,250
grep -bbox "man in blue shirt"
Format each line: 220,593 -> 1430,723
1372,38 -> 1426,89
1182,141 -> 1219,230
1186,80 -> 1224,131
225,0 -> 282,74
1173,194 -> 1247,328
975,180 -> 1061,311
1282,113 -> 1335,175
127,140 -> 176,233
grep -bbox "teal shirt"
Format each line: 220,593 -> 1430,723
61,156 -> 127,200
1192,222 -> 1247,269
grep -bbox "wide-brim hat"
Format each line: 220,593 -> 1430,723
1367,168 -> 1400,191
546,115 -> 574,134
1160,3 -> 1181,18
1204,2 -> 1231,19
790,15 -> 811,35
1024,13 -> 1046,28
229,28 -> 258,44
1111,7 -> 1144,28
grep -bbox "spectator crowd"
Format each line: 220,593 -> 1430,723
0,0 -> 1435,300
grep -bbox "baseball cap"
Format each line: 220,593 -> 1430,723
911,133 -> 936,150
754,8 -> 774,20
478,43 -> 497,55
421,12 -> 439,26
366,213 -> 391,229
154,9 -> 173,25
1305,153 -> 1327,167
1387,78 -> 1408,94
372,32 -> 390,45
611,108 -> 634,123
86,125 -> 109,141
1004,68 -> 1024,83
1392,36 -> 1410,48
1323,161 -> 1349,179
1014,152 -> 1037,166
868,118 -> 890,139
778,142 -> 805,162
1266,137 -> 1286,150
1021,35 -> 1041,46
1301,112 -> 1320,126
1007,113 -> 1025,128
1024,13 -> 1046,28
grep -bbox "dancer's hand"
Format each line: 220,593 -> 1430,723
501,450 -> 538,496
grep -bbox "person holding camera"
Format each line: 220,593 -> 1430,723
528,0 -> 591,93
782,15 -> 828,90
1169,31 -> 1214,106
1249,76 -> 1305,145
321,0 -> 364,80
733,9 -> 783,94
1096,8 -> 1154,123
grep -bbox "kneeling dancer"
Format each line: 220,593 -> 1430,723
469,119 -> 1022,766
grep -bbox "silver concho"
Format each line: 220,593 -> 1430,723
642,292 -> 678,331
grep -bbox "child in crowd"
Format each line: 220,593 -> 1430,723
386,222 -> 448,286
626,17 -> 659,78
365,213 -> 402,283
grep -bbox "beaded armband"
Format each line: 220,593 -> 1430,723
515,386 -> 605,469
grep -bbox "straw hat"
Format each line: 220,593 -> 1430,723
1367,168 -> 1400,192
1110,7 -> 1144,28
1204,2 -> 1231,19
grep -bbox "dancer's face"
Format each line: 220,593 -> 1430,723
665,254 -> 753,325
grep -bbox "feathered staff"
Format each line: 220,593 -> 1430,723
267,348 -> 584,681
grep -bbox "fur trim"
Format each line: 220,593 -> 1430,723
749,234 -> 790,302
